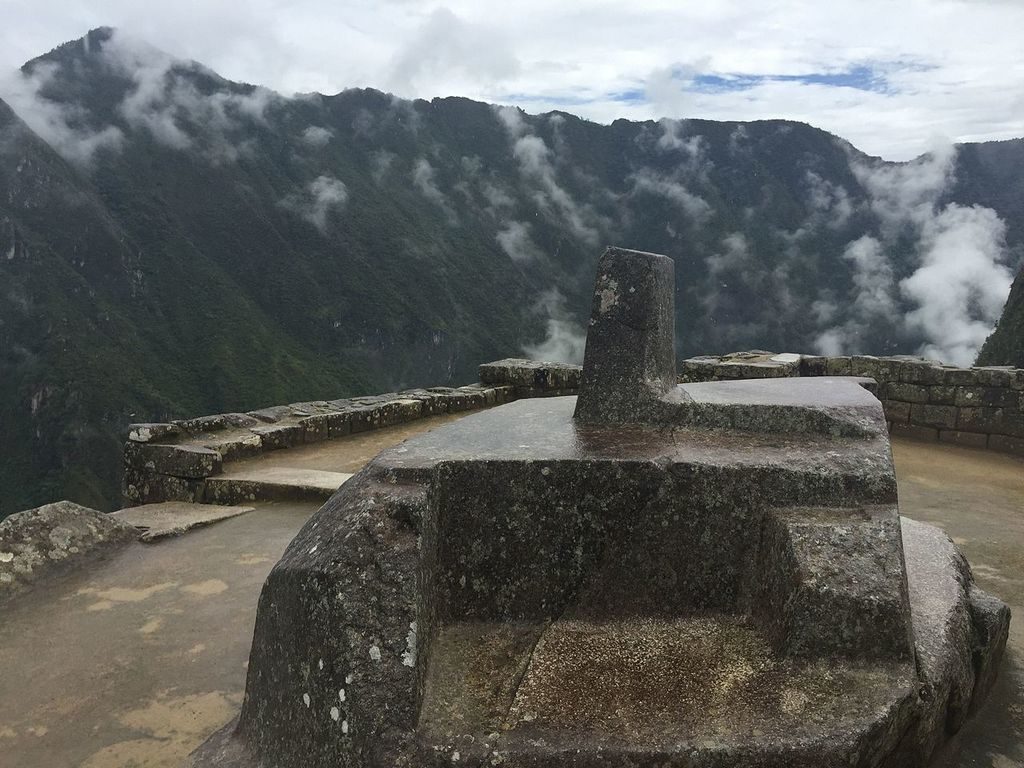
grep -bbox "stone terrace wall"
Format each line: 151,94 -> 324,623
123,362 -> 581,506
680,351 -> 1024,456
483,353 -> 1024,456
122,352 -> 1020,507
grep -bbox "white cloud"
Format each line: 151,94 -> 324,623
522,288 -> 586,364
384,7 -> 519,97
0,62 -> 124,167
629,168 -> 711,222
411,158 -> 457,224
3,4 -> 1023,159
813,235 -> 898,355
101,31 -> 278,162
816,141 -> 1014,364
301,125 -> 332,147
901,204 -> 1014,366
279,174 -> 348,232
805,171 -> 853,229
495,220 -> 541,263
370,150 -> 395,183
0,29 -> 280,166
496,106 -> 606,246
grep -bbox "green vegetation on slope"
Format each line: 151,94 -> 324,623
1,28 -> 1022,515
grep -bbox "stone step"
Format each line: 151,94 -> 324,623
111,501 -> 255,542
204,467 -> 353,504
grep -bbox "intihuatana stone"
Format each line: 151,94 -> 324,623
574,247 -> 680,423
191,247 -> 1008,768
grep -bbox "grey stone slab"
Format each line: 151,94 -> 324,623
127,422 -> 182,443
111,502 -> 255,542
478,359 -> 582,390
204,468 -> 353,504
124,442 -> 222,479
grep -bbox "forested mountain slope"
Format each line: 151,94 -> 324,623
1,27 -> 1021,514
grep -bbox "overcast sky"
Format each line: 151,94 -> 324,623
2,0 -> 1022,160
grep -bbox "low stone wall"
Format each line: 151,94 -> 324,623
122,353 -> 1021,506
481,354 -> 1024,456
681,351 -> 1024,456
122,372 -> 577,506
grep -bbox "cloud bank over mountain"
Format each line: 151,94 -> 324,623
813,143 -> 1015,365
3,2 -> 1023,160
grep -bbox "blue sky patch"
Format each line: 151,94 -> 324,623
693,65 -> 888,93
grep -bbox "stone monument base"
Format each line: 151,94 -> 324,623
190,391 -> 1008,768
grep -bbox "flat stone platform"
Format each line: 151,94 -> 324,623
0,413 -> 1020,766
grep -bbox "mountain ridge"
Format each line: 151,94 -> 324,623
0,28 -> 1021,516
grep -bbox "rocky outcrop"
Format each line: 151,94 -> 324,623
0,500 -> 135,603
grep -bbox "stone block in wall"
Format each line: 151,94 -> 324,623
798,355 -> 828,377
954,387 -> 1019,409
715,360 -> 797,379
299,415 -> 329,443
988,434 -> 1024,456
250,424 -> 303,451
1012,370 -> 1024,391
395,389 -> 448,416
350,398 -> 425,432
323,411 -> 353,438
956,407 -> 1022,437
478,359 -> 582,390
124,442 -> 222,479
962,408 -> 1024,438
851,356 -> 896,382
680,356 -> 720,382
898,360 -> 944,385
287,401 -> 334,416
127,423 -> 182,443
426,387 -> 481,413
928,386 -> 958,406
973,367 -> 1015,388
937,367 -> 976,386
882,400 -> 911,424
825,357 -> 852,376
178,412 -> 260,434
389,397 -> 425,421
492,385 -> 517,404
123,468 -> 203,505
455,387 -> 491,410
887,382 -> 930,404
911,404 -> 959,430
891,423 -> 940,442
939,430 -> 989,449
456,383 -> 505,406
248,405 -> 293,423
199,432 -> 262,462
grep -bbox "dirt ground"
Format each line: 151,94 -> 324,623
0,431 -> 1020,768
